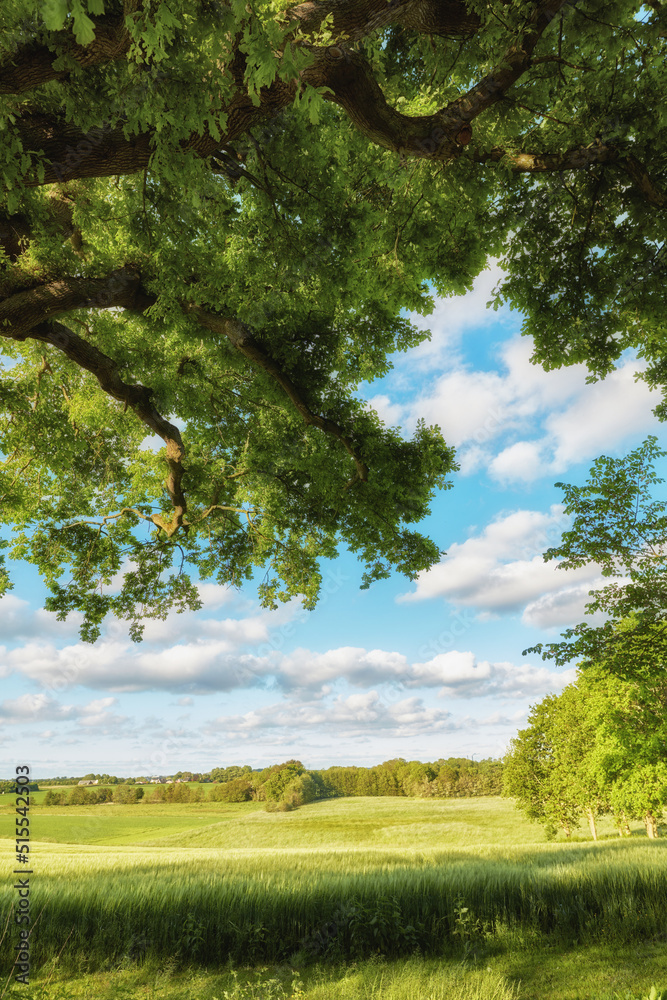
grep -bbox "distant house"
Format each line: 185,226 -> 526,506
78,779 -> 98,786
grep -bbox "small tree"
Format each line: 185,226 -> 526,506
527,438 -> 667,676
43,790 -> 65,806
209,777 -> 253,803
113,784 -> 144,804
503,695 -> 580,839
67,785 -> 92,805
610,764 -> 667,839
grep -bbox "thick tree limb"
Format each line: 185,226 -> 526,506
4,314 -> 187,536
12,0 -> 567,182
0,267 -> 368,507
0,267 -> 154,337
285,0 -> 479,42
472,142 -> 667,208
619,154 -> 667,209
0,4 -> 141,96
449,0 -> 572,122
303,0 -> 571,157
188,306 -> 369,485
0,268 -> 186,533
0,214 -> 32,262
17,78 -> 295,185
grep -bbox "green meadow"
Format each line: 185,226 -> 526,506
1,796 -> 666,1000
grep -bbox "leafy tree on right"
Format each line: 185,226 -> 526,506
525,436 -> 667,677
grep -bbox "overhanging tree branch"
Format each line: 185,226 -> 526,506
471,142 -> 667,207
302,0 -> 572,158
0,1 -> 143,96
12,0 -> 571,182
13,318 -> 188,537
188,306 -> 369,485
0,272 -> 188,536
285,0 -> 480,42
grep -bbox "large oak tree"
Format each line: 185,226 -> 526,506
1,0 -> 665,639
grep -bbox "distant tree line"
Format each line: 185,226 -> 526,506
204,757 -> 503,809
503,661 -> 667,840
38,757 -> 503,809
44,785 -> 145,805
0,780 -> 39,793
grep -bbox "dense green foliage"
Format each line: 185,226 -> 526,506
314,757 -> 503,800
504,662 -> 667,839
527,437 -> 667,671
1,0 -> 665,637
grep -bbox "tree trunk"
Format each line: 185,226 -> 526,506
585,808 -> 598,841
644,812 -> 659,839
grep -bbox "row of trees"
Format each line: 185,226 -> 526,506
44,784 -> 145,805
211,757 -> 503,808
503,662 -> 667,840
314,758 -> 503,800
39,757 -> 503,808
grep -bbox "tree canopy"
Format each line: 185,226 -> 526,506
1,0 -> 665,639
504,661 -> 667,838
526,436 -> 667,673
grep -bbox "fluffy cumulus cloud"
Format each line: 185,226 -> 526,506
0,594 -> 83,643
521,584 -> 607,630
0,628 -> 567,702
409,653 -> 576,699
0,639 -> 278,694
400,506 -> 602,624
206,691 -> 462,741
408,262 -> 509,361
382,332 -> 658,481
276,646 -> 409,691
0,692 -> 122,727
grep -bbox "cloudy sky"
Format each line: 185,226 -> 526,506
2,265 -> 665,777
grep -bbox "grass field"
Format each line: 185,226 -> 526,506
1,796 -> 666,1000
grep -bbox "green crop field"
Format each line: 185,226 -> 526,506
1,796 -> 666,1000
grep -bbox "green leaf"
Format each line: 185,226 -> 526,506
72,9 -> 97,44
41,0 -> 69,31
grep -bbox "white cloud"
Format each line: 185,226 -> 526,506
546,364 -> 659,470
489,440 -> 546,482
0,693 -> 121,726
366,393 -> 404,426
0,595 -> 82,642
408,262 -> 508,360
410,653 -> 576,699
400,507 -> 601,624
277,646 -> 408,691
376,331 -> 658,482
521,583 -> 607,630
207,691 -> 461,740
0,590 -> 573,703
1,639 -> 277,694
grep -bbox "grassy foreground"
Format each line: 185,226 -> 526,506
1,796 -> 666,999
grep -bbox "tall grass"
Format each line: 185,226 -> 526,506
2,796 -> 665,976
2,837 -> 666,972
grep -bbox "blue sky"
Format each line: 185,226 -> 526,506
1,263 -> 665,778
